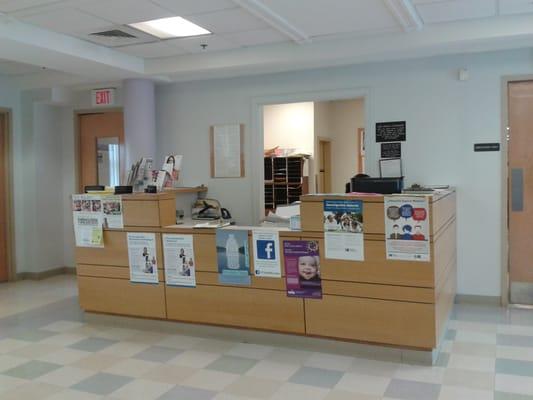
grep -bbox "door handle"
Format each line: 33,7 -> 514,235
511,168 -> 524,212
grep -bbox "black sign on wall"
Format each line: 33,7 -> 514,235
474,143 -> 500,152
381,142 -> 401,159
376,121 -> 406,143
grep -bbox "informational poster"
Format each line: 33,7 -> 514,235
283,240 -> 322,299
323,200 -> 364,261
212,124 -> 243,178
72,194 -> 103,248
102,195 -> 123,229
252,230 -> 281,278
163,234 -> 196,287
381,142 -> 401,158
376,121 -> 406,142
127,232 -> 159,284
216,229 -> 251,285
384,196 -> 430,262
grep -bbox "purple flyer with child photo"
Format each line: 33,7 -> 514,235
283,240 -> 322,299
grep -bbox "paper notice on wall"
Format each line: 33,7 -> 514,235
252,230 -> 281,278
72,194 -> 104,248
163,234 -> 196,287
102,195 -> 123,229
384,195 -> 430,262
323,199 -> 364,261
283,240 -> 322,299
216,229 -> 251,285
213,124 -> 241,178
127,232 -> 159,284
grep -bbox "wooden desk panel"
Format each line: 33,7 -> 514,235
166,285 -> 305,333
322,280 -> 434,303
305,295 -> 436,349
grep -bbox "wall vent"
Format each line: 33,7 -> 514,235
90,29 -> 137,39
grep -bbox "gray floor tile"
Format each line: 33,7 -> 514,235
497,334 -> 533,348
133,345 -> 183,363
205,355 -> 258,374
157,385 -> 216,400
289,366 -> 344,388
69,337 -> 118,352
384,379 -> 441,400
496,358 -> 533,377
494,392 -> 533,400
3,360 -> 62,380
445,329 -> 457,340
70,372 -> 132,395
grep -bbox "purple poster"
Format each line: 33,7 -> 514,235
283,240 -> 322,299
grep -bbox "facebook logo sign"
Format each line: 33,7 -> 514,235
257,240 -> 276,260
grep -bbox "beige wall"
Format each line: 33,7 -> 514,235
314,98 -> 365,193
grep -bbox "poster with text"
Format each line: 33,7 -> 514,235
252,230 -> 281,278
384,196 -> 430,262
72,194 -> 103,248
283,240 -> 322,299
127,232 -> 159,284
163,234 -> 196,287
323,199 -> 364,261
102,195 -> 123,229
216,229 -> 251,285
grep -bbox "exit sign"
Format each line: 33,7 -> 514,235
91,88 -> 116,107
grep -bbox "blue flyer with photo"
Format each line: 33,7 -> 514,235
323,199 -> 365,261
216,229 -> 251,285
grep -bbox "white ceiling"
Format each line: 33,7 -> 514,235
0,0 -> 532,85
0,59 -> 44,75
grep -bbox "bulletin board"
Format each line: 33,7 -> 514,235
210,124 -> 245,178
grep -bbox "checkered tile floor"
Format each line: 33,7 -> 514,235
1,276 -> 533,399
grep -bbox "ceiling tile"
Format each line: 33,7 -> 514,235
75,25 -> 159,47
151,0 -> 236,16
166,34 -> 240,53
414,0 -> 497,23
185,8 -> 269,34
118,41 -> 187,58
0,0 -> 62,13
17,6 -> 111,34
259,0 -> 399,38
221,28 -> 289,47
498,0 -> 533,16
70,0 -> 174,25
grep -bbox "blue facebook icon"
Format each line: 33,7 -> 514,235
257,240 -> 275,260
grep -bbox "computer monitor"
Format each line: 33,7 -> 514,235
349,177 -> 403,194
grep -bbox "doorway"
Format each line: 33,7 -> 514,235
78,111 -> 124,190
508,81 -> 533,304
318,139 -> 332,193
0,111 -> 12,282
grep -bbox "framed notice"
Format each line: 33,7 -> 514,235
210,124 -> 245,178
376,121 -> 406,142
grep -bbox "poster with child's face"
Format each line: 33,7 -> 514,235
384,196 -> 430,262
283,240 -> 322,299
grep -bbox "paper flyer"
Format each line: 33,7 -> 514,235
163,234 -> 196,287
283,240 -> 322,299
323,199 -> 364,261
72,194 -> 104,248
127,232 -> 159,284
216,229 -> 251,285
252,229 -> 281,278
102,195 -> 123,229
384,196 -> 431,262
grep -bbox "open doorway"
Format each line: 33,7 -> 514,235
262,98 -> 365,215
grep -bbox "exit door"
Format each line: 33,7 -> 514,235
508,81 -> 533,304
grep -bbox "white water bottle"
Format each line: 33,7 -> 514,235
226,234 -> 239,269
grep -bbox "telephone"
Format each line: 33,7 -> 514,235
192,199 -> 232,220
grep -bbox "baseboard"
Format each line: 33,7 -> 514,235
455,294 -> 501,306
16,266 -> 76,281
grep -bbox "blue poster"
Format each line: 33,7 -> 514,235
216,229 -> 251,285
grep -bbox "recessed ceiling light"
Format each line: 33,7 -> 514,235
129,16 -> 210,39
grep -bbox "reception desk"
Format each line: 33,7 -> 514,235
75,190 -> 456,358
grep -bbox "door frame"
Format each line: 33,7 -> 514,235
0,108 -> 16,281
501,75 -> 533,306
74,108 -> 123,193
251,87 -> 371,225
316,136 -> 332,193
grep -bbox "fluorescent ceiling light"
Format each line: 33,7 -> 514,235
130,16 -> 210,39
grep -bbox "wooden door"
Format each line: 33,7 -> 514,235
318,140 -> 332,193
357,127 -> 365,174
508,81 -> 533,304
0,113 -> 8,282
79,112 -> 124,191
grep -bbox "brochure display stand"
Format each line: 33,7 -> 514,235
74,189 -> 456,359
